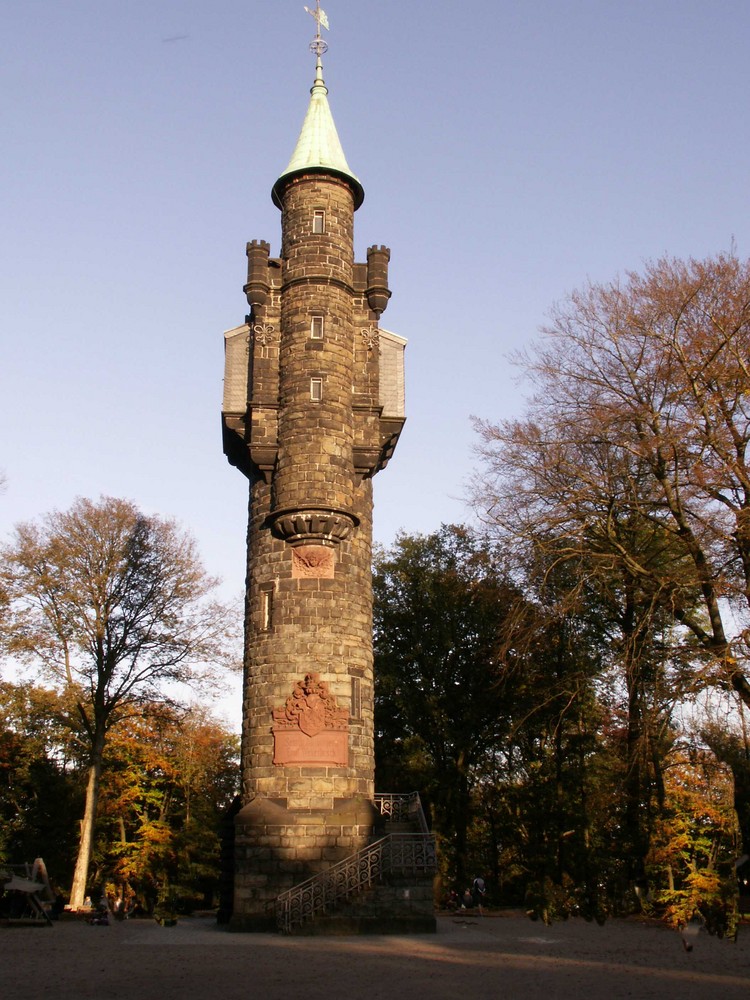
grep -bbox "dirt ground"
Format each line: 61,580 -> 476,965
2,912 -> 750,1000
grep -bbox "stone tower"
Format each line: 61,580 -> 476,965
221,32 -> 406,929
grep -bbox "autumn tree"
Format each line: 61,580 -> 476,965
473,253 -> 750,711
98,704 -> 239,912
1,496 -> 237,908
646,742 -> 739,937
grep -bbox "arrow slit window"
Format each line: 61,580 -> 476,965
260,585 -> 274,631
351,676 -> 361,720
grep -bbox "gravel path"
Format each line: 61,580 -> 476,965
2,912 -> 749,1000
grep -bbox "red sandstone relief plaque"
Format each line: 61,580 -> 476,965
291,545 -> 335,579
272,672 -> 349,766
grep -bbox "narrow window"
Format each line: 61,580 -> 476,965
261,586 -> 274,631
351,676 -> 362,720
312,210 -> 325,234
310,377 -> 323,402
310,315 -> 324,340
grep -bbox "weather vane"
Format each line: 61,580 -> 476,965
304,2 -> 329,57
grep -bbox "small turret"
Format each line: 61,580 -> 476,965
366,245 -> 391,317
244,240 -> 271,308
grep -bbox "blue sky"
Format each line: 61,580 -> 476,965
3,1 -> 749,651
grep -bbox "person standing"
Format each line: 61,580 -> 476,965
472,876 -> 486,912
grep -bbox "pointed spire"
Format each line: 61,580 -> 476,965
271,55 -> 364,210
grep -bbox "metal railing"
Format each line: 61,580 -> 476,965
275,793 -> 435,934
374,792 -> 430,833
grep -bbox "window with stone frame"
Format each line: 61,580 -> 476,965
312,209 -> 325,234
260,586 -> 274,631
350,676 -> 362,720
310,377 -> 323,402
310,315 -> 324,340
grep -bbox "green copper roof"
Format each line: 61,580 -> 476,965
272,58 -> 364,210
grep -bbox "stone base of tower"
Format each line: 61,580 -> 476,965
229,795 -> 378,931
291,874 -> 437,935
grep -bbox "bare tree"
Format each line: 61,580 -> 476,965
472,253 -> 750,709
1,496 -> 237,907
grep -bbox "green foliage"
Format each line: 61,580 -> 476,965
374,525 -> 527,885
469,603 -> 618,912
374,524 -> 741,931
0,679 -> 238,908
701,722 -> 750,868
0,680 -> 81,876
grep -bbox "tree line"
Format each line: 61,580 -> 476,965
0,496 -> 240,915
375,254 -> 750,935
2,253 -> 749,932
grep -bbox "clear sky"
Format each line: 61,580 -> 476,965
3,1 -> 749,715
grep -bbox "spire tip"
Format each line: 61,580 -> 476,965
305,3 -> 329,58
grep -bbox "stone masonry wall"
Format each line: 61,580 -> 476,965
274,176 -> 355,516
240,475 -> 374,808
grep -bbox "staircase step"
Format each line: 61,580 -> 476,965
289,878 -> 436,935
276,793 -> 437,934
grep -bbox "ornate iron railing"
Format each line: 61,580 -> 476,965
374,791 -> 430,833
275,832 -> 436,934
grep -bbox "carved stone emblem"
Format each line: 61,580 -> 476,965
252,323 -> 276,345
272,672 -> 349,766
292,545 -> 335,579
360,327 -> 378,354
298,693 -> 326,737
273,672 -> 348,733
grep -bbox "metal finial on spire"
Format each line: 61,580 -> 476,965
304,2 -> 329,57
273,2 -> 363,210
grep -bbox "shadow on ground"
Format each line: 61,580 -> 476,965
2,912 -> 749,1000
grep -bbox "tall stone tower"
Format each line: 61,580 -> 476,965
221,18 -> 406,929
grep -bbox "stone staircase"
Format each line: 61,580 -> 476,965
274,792 -> 437,934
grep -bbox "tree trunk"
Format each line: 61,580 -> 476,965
622,584 -> 650,888
452,757 -> 473,889
69,733 -> 105,909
